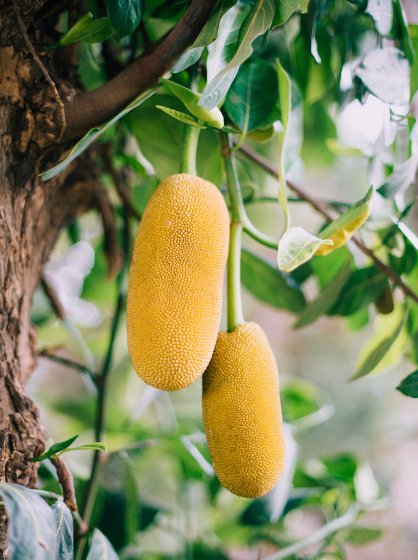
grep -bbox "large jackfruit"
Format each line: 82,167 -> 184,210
127,174 -> 229,391
202,322 -> 285,498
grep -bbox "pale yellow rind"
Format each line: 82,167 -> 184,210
202,322 -> 285,498
127,174 -> 229,391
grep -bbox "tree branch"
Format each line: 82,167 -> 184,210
62,0 -> 217,142
50,456 -> 78,512
238,144 -> 418,305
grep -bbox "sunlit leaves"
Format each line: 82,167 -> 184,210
200,0 -> 276,109
277,227 -> 333,272
366,0 -> 392,36
315,187 -> 373,256
355,47 -> 410,105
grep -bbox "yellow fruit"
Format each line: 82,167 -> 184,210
127,174 -> 229,391
202,322 -> 285,498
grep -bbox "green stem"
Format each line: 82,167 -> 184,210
180,125 -> 200,175
221,133 -> 244,332
227,221 -> 244,331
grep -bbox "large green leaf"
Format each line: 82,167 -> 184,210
172,0 -> 236,72
105,0 -> 142,36
410,25 -> 418,97
272,0 -> 302,27
60,13 -> 115,45
328,267 -> 388,316
41,88 -> 156,181
241,249 -> 306,312
294,259 -> 352,328
224,60 -> 278,132
200,0 -> 276,109
0,483 -> 67,559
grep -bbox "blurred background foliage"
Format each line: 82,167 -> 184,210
8,0 -> 418,558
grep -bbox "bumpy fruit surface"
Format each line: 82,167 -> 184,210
127,174 -> 229,391
203,322 -> 285,498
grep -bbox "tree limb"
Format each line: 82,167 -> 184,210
238,144 -> 418,305
62,0 -> 217,142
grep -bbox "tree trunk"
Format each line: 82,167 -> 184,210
0,4 -> 97,555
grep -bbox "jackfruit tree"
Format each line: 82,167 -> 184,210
0,0 -> 417,558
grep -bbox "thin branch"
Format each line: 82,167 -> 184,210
62,0 -> 218,141
102,150 -> 141,221
238,145 -> 418,305
264,504 -> 360,560
37,350 -> 97,380
94,186 -> 123,278
50,456 -> 78,512
41,275 -> 66,320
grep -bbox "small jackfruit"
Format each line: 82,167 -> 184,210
202,322 -> 285,498
127,174 -> 229,391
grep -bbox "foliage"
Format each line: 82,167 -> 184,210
9,0 -> 418,558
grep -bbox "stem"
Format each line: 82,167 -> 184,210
221,134 -> 245,331
238,144 -> 418,305
75,211 -> 130,559
264,504 -> 360,560
180,125 -> 200,175
227,222 -> 244,331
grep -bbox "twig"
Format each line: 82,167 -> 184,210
62,0 -> 218,141
41,275 -> 66,320
75,209 -> 130,558
264,504 -> 360,560
102,150 -> 141,221
37,350 -> 97,380
95,186 -> 123,278
238,145 -> 418,305
50,456 -> 78,512
12,0 -> 64,112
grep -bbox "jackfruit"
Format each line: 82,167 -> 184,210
202,322 -> 285,498
127,173 -> 229,391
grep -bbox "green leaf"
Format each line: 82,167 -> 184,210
312,247 -> 353,288
392,0 -> 415,64
160,78 -> 224,128
277,61 -> 292,232
353,307 -> 407,379
277,227 -> 333,272
241,249 -> 306,312
315,187 -> 373,256
346,526 -> 384,545
40,88 -> 156,180
325,138 -> 365,158
172,0 -> 236,72
200,0 -> 276,109
61,442 -> 106,454
355,47 -> 410,105
51,499 -> 74,559
409,25 -> 418,97
224,60 -> 278,132
366,0 -> 392,36
86,528 -> 118,560
328,267 -> 388,316
60,13 -> 115,46
397,370 -> 418,398
156,105 -> 206,128
294,259 -> 352,328
31,434 -> 79,462
272,0 -> 301,27
105,0 -> 142,37
0,483 -> 59,559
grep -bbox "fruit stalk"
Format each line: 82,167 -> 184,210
180,125 -> 200,175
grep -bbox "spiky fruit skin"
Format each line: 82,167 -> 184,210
127,174 -> 229,391
202,322 -> 285,498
